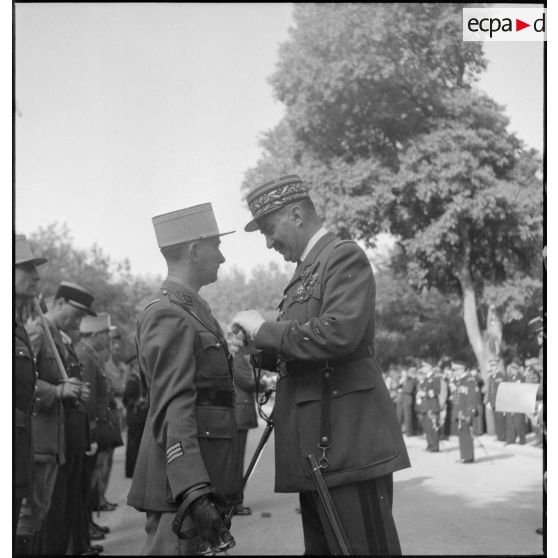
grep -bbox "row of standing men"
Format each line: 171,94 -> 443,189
15,234 -> 129,556
385,359 -> 543,462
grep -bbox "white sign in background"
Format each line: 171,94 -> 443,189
463,7 -> 546,42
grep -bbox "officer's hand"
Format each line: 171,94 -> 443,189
79,382 -> 91,403
189,495 -> 235,550
231,310 -> 265,340
229,332 -> 260,356
85,441 -> 98,456
58,378 -> 82,401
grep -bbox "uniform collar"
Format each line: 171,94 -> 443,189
299,227 -> 328,263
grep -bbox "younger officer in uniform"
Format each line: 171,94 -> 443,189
232,175 -> 410,555
14,235 -> 46,552
127,203 -> 241,555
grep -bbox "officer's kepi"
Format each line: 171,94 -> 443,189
152,203 -> 234,248
244,174 -> 310,232
55,281 -> 97,316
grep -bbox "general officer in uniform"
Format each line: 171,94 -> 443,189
127,203 -> 241,555
232,175 -> 410,555
14,235 -> 46,553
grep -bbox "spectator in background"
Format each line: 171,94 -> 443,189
123,355 -> 148,478
400,368 -> 417,436
505,361 -> 527,445
228,333 -> 262,516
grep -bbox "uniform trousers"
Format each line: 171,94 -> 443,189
485,404 -> 495,435
42,452 -> 86,554
17,457 -> 58,537
494,411 -> 507,441
299,474 -> 401,555
458,423 -> 474,461
91,449 -> 112,507
506,413 -> 527,444
421,415 -> 440,452
402,401 -> 414,436
141,510 -> 204,555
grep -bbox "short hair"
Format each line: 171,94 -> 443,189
160,241 -> 192,263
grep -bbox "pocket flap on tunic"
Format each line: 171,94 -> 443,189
295,361 -> 378,404
196,406 -> 234,439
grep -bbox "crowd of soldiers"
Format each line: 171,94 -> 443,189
383,357 -> 544,462
14,234 -> 143,555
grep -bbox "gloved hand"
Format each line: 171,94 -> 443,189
231,310 -> 265,340
57,377 -> 82,401
189,495 -> 235,551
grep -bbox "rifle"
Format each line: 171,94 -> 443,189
33,297 -> 68,381
305,454 -> 352,556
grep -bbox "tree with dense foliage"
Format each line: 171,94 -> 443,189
28,223 -> 159,338
243,3 -> 543,373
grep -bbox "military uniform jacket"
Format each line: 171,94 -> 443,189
14,319 -> 38,498
455,376 -> 478,422
127,280 -> 242,512
26,317 -> 67,463
75,340 -> 110,449
232,354 -> 258,430
61,332 -> 90,455
254,233 -> 410,493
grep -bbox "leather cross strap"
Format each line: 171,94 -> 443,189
318,362 -> 333,468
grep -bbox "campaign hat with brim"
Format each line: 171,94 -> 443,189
80,312 -> 111,334
15,234 -> 47,266
55,281 -> 97,316
152,203 -> 234,248
244,174 -> 310,232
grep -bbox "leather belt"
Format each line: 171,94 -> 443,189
196,389 -> 234,408
285,344 -> 373,376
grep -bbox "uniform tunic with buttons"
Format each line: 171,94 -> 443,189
253,232 -> 410,493
127,280 -> 242,512
26,317 -> 68,463
15,319 -> 38,499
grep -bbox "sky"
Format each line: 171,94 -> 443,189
14,3 -> 544,279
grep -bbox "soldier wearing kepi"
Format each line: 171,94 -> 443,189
41,282 -> 97,556
18,270 -> 92,554
127,203 -> 242,555
14,235 -> 46,552
232,175 -> 410,555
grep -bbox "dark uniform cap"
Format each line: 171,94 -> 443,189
152,203 -> 234,249
55,281 -> 97,316
244,174 -> 310,232
15,234 -> 47,266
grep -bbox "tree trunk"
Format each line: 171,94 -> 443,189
456,259 -> 486,372
456,251 -> 504,378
